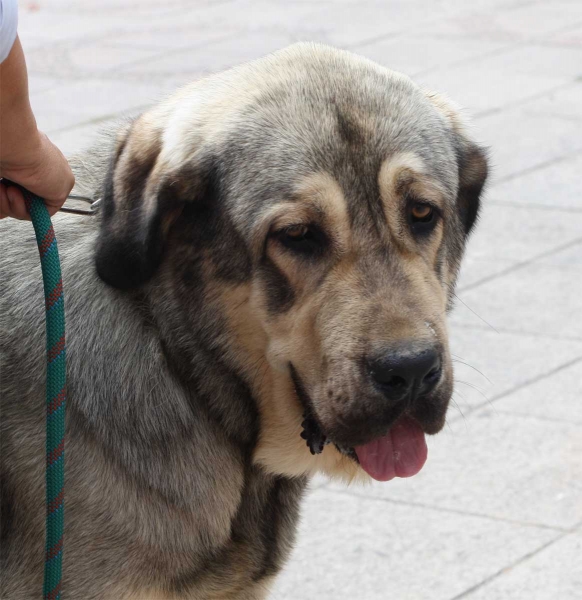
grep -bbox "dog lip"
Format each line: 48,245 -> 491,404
289,364 -> 395,462
289,363 -> 312,415
290,363 -> 329,455
290,364 -> 444,458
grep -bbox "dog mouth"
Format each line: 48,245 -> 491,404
291,364 -> 428,482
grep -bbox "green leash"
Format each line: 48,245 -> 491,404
18,186 -> 66,600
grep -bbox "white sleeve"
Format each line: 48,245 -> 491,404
0,0 -> 18,64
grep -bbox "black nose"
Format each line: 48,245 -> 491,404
369,345 -> 442,403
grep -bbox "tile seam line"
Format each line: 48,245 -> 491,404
355,38 -> 520,78
413,38 -> 529,79
486,201 -> 582,214
457,236 -> 582,292
449,322 -> 582,343
322,487 -> 568,533
473,79 -> 576,119
449,355 -> 582,422
349,11 -> 582,54
105,30 -> 246,74
43,104 -> 154,136
524,110 -> 582,124
447,531 -> 572,600
27,68 -> 190,87
25,28 -> 246,83
492,409 -> 582,426
489,148 -> 582,186
353,16 -> 582,77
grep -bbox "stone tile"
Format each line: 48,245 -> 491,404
543,25 -> 582,48
533,240 -> 582,268
97,5 -> 242,52
462,532 -> 582,600
451,258 -> 582,338
22,0 -> 193,17
355,35 -> 508,76
416,63 -> 563,114
455,202 -> 582,289
326,407 -> 582,530
73,43 -> 165,72
446,326 -> 582,414
472,108 -> 582,181
461,202 -> 582,264
521,81 -> 582,122
27,42 -> 167,78
102,26 -> 236,53
496,359 -> 582,424
456,256 -> 517,290
413,39 -> 582,115
414,14 -> 525,43
18,0 -> 237,52
118,30 -> 301,77
29,78 -> 169,133
15,2 -> 582,597
48,119 -> 120,158
91,0 -> 317,54
293,1 -> 446,48
493,1 -> 582,38
17,11 -> 123,50
488,153 -> 582,210
438,0 -> 520,7
27,74 -> 69,95
272,488 -> 559,600
225,0 -> 326,32
29,108 -> 85,136
478,44 -> 582,79
416,1 -> 582,41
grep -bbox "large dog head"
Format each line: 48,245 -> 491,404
95,44 -> 487,483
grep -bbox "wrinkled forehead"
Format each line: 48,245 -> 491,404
219,79 -> 460,233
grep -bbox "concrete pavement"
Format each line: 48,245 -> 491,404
16,1 -> 582,598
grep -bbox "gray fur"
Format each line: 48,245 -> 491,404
0,43 -> 487,599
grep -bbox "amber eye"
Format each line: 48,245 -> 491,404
275,223 -> 326,255
409,201 -> 439,236
411,203 -> 433,222
284,224 -> 309,240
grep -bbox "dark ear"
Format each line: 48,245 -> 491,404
94,121 -> 208,290
455,141 -> 488,236
425,91 -> 488,236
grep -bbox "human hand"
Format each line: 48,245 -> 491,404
0,130 -> 75,219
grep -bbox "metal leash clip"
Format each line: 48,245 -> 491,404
60,193 -> 102,215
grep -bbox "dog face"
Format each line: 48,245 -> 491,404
95,44 -> 487,482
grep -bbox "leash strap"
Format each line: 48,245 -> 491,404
22,189 -> 66,600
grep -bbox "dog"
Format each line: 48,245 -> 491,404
0,43 -> 488,599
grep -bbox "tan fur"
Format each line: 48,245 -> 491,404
253,162 -> 452,457
250,172 -> 366,481
210,174 -> 367,483
214,163 -> 452,480
103,87 -> 460,483
425,90 -> 467,134
378,152 -> 448,270
1,42 -> 489,600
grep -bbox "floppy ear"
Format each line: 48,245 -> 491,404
454,140 -> 488,236
94,120 -> 210,290
425,91 -> 489,236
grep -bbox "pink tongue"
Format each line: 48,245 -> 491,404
354,417 -> 427,482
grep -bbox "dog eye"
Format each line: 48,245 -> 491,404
284,224 -> 309,239
409,201 -> 439,236
276,224 -> 324,255
411,203 -> 433,221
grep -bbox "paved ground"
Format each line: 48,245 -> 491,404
16,0 -> 582,598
